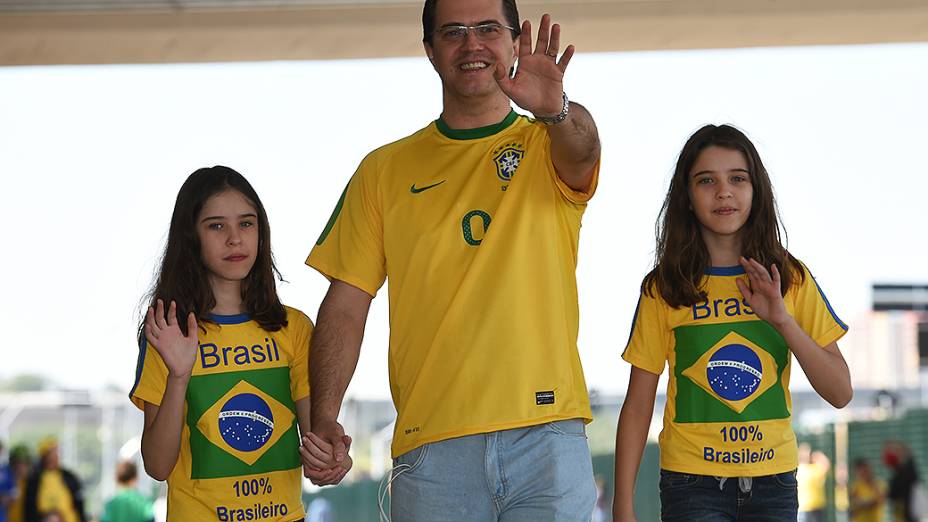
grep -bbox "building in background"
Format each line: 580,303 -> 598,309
844,284 -> 928,396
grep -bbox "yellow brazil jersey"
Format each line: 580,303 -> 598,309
622,264 -> 847,477
307,110 -> 598,458
37,470 -> 79,522
850,479 -> 885,522
798,462 -> 829,510
130,307 -> 311,522
8,477 -> 25,522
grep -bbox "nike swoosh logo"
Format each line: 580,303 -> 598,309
410,180 -> 446,194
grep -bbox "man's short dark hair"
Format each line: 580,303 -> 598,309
422,0 -> 521,45
116,460 -> 138,484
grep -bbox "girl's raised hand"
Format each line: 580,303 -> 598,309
144,299 -> 199,378
735,257 -> 791,328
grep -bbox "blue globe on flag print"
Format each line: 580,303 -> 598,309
218,393 -> 275,452
682,331 -> 780,415
706,344 -> 763,401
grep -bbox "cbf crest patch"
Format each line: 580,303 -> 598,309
492,142 -> 525,182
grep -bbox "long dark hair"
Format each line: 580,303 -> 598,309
643,124 -> 803,307
141,166 -> 287,336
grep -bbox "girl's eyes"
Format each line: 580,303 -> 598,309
206,220 -> 254,230
694,175 -> 750,185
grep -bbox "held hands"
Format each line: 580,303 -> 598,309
144,299 -> 198,379
494,13 -> 574,117
300,431 -> 353,486
735,257 -> 791,329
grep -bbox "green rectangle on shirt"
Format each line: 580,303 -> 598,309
185,367 -> 300,479
672,321 -> 791,423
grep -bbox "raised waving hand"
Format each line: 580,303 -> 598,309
494,13 -> 573,117
735,257 -> 790,327
144,299 -> 199,377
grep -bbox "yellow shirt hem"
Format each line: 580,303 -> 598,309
391,411 -> 593,458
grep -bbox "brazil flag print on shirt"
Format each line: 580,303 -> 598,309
622,264 -> 847,477
130,307 -> 311,522
187,368 -> 297,478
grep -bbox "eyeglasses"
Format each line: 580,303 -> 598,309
435,22 -> 518,42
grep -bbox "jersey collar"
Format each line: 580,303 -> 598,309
704,266 -> 746,276
209,312 -> 251,324
435,110 -> 518,140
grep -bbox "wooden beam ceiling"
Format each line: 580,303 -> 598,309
1,0 -> 926,66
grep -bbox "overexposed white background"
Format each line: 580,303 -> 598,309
1,43 -> 925,399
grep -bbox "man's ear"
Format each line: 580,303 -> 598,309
424,41 -> 436,68
509,38 -> 519,76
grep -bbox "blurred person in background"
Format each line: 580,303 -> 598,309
306,497 -> 333,522
592,475 -> 610,522
23,438 -> 86,522
100,461 -> 153,522
884,440 -> 920,522
798,444 -> 831,522
850,457 -> 885,522
6,445 -> 32,522
0,440 -> 12,522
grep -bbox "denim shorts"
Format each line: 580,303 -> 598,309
659,468 -> 799,522
389,419 -> 597,521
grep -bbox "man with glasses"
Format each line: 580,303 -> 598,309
304,0 -> 601,518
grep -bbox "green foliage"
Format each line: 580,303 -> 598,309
0,374 -> 51,391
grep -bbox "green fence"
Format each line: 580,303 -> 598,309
591,443 -> 660,522
846,409 -> 928,484
793,409 -> 928,522
796,425 -> 838,522
304,478 -> 382,521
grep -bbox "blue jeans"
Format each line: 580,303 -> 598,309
659,469 -> 799,522
390,419 -> 597,521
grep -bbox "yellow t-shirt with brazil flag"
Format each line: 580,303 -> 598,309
130,307 -> 311,522
307,110 -> 598,458
622,264 -> 847,477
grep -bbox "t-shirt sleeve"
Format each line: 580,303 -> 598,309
306,153 -> 386,297
791,263 -> 848,348
542,127 -> 600,204
621,286 -> 671,375
288,309 -> 313,402
129,333 -> 168,410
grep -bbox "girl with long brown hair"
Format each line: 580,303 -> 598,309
613,125 -> 852,521
129,166 -> 348,521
